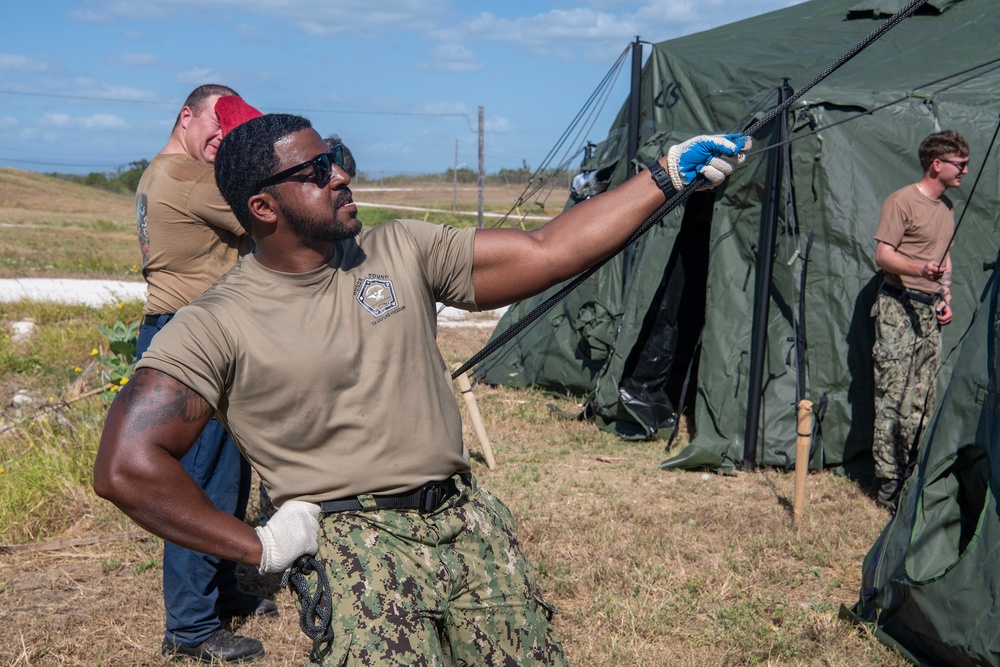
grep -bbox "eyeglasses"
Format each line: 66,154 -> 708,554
254,144 -> 346,192
939,157 -> 969,172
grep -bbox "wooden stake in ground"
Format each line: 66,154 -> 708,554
793,399 -> 814,525
453,365 -> 496,469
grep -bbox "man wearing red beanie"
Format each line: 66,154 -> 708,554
134,84 -> 269,663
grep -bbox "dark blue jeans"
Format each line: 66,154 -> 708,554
137,314 -> 255,646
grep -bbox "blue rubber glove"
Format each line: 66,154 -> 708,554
666,133 -> 752,191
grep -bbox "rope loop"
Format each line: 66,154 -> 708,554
282,554 -> 336,644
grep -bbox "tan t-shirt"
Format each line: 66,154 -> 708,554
874,183 -> 954,294
136,154 -> 252,315
137,220 -> 478,506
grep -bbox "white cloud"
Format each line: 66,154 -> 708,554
109,52 -> 160,67
69,9 -> 113,23
445,0 -> 809,63
235,24 -> 260,38
177,67 -> 223,86
0,54 -> 49,74
484,116 -> 512,134
81,0 -> 173,21
0,116 -> 18,129
416,44 -> 483,73
42,113 -> 73,128
421,101 -> 470,115
456,10 -> 637,62
37,112 -> 129,131
71,78 -> 160,102
81,0 -> 448,35
82,114 -> 129,129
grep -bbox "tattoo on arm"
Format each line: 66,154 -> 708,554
942,270 -> 952,303
118,369 -> 213,427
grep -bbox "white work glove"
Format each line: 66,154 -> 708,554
666,133 -> 752,191
254,500 -> 321,574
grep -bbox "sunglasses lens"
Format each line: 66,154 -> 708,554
315,154 -> 332,186
331,144 -> 345,169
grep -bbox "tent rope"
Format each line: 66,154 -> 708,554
937,113 -> 1000,266
452,0 -> 931,381
490,45 -> 632,229
745,57 -> 1000,162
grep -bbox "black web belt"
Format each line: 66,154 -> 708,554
320,473 -> 470,514
881,283 -> 936,306
143,313 -> 172,326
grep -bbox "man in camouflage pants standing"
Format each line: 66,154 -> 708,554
872,130 -> 970,512
93,112 -> 751,666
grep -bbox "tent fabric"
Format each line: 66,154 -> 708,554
848,248 -> 1000,664
478,0 -> 1000,477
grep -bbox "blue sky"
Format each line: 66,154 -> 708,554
1,0 -> 805,177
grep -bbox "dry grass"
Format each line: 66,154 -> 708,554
0,172 -> 903,665
0,168 -> 554,280
0,323 -> 904,666
0,168 -> 135,226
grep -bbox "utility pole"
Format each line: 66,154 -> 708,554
477,106 -> 485,230
453,139 -> 458,213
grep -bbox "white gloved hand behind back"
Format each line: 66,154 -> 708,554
255,499 -> 321,574
666,133 -> 752,191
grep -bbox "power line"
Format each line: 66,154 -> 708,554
0,89 -> 172,106
0,156 -> 128,169
0,89 -> 476,125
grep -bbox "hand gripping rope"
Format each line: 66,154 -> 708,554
282,554 -> 336,644
451,0 -> 930,382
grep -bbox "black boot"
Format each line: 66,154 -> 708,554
161,628 -> 265,663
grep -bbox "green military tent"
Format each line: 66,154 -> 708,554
843,247 -> 1000,664
477,0 -> 1000,476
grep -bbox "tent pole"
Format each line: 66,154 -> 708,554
626,36 -> 642,178
623,36 -> 644,283
741,81 -> 792,472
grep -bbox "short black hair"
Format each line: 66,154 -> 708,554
323,134 -> 358,178
215,113 -> 313,235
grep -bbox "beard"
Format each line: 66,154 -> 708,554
281,188 -> 361,243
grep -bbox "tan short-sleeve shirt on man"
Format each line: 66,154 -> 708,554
136,153 -> 252,315
137,220 -> 478,506
874,183 -> 954,295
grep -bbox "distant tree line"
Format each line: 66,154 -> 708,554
50,158 -> 570,194
51,160 -> 150,195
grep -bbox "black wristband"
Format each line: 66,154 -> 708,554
647,160 -> 675,199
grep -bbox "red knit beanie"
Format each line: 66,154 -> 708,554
216,96 -> 263,138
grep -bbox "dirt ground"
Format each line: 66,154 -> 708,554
0,515 -> 318,666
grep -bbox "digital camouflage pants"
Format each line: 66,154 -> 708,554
872,290 -> 941,482
297,473 -> 568,667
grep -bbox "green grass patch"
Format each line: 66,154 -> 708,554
0,225 -> 140,279
0,301 -> 143,544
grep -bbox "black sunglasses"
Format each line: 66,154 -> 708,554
939,157 -> 969,172
254,144 -> 346,192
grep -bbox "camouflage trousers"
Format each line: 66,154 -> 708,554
296,473 -> 568,667
872,289 -> 941,482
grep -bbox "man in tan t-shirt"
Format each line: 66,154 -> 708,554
96,116 -> 751,665
871,129 -> 969,512
134,84 -> 269,663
